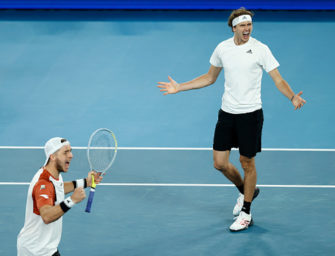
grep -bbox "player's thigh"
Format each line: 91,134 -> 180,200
213,109 -> 237,151
236,109 -> 264,158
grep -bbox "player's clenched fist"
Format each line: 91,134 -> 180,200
71,187 -> 86,203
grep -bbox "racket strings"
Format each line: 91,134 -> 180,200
87,130 -> 116,173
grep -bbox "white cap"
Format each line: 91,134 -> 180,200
43,137 -> 70,166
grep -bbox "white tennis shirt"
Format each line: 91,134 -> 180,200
210,37 -> 279,114
17,168 -> 64,256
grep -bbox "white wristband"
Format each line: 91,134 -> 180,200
64,196 -> 75,208
76,179 -> 85,188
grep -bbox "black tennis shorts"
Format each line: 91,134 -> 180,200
52,250 -> 61,256
213,108 -> 264,158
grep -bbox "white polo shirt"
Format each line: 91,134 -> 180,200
210,37 -> 279,114
17,168 -> 64,256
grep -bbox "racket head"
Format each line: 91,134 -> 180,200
87,128 -> 117,175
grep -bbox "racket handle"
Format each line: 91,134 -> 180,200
85,187 -> 96,213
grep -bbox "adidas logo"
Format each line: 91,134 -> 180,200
246,49 -> 252,54
242,16 -> 247,20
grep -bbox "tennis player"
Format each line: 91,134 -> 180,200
157,8 -> 306,232
17,137 -> 102,255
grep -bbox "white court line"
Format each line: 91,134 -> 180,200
100,183 -> 335,188
1,182 -> 334,188
0,146 -> 335,151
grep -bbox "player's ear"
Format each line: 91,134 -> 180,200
49,154 -> 56,162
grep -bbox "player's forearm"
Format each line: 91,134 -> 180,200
40,194 -> 80,224
64,178 -> 87,194
64,181 -> 75,194
40,205 -> 65,224
178,73 -> 215,92
275,79 -> 295,100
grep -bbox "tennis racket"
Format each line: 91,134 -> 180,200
85,128 -> 117,213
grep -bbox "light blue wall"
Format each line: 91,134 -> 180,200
0,10 -> 334,148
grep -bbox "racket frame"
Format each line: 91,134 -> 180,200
87,128 -> 118,176
85,128 -> 117,213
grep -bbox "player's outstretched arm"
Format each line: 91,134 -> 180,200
269,68 -> 306,110
157,65 -> 222,95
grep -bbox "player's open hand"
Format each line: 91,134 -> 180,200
292,91 -> 306,110
157,76 -> 180,95
86,171 -> 103,187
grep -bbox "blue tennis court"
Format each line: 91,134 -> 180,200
0,8 -> 335,256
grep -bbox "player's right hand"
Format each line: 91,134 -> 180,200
157,76 -> 180,95
71,187 -> 86,204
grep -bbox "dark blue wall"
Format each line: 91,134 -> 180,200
0,0 -> 334,10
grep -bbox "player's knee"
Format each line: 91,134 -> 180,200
213,159 -> 230,173
239,156 -> 255,172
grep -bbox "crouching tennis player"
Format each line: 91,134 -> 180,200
17,137 -> 102,256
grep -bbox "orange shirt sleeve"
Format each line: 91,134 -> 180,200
32,180 -> 55,215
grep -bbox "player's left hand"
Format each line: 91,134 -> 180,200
292,91 -> 306,110
86,171 -> 103,187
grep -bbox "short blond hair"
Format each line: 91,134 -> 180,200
228,7 -> 254,29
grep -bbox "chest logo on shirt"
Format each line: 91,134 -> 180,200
246,49 -> 253,54
40,185 -> 46,190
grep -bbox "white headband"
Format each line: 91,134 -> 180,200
232,15 -> 252,27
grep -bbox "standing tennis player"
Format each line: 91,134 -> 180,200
17,137 -> 102,255
157,8 -> 306,232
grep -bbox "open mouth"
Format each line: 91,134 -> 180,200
243,32 -> 250,38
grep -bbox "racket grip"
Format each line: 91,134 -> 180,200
85,187 -> 96,213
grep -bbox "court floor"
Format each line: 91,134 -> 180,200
1,148 -> 335,255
